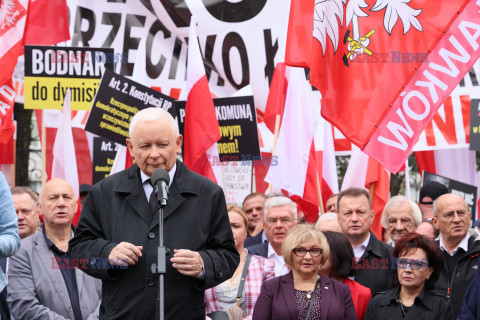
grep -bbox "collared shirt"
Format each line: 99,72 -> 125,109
42,225 -> 82,320
439,233 -> 470,256
267,243 -> 289,276
262,231 -> 268,243
352,233 -> 371,259
140,164 -> 176,201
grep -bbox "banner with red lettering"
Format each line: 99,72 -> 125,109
363,0 -> 480,172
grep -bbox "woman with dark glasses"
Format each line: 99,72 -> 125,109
365,233 -> 453,319
253,225 -> 357,319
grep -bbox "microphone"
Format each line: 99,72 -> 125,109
151,168 -> 170,208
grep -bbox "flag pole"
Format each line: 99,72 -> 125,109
41,110 -> 46,186
316,173 -> 324,215
266,114 -> 281,193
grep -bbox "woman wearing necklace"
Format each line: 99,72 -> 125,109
253,225 -> 357,320
365,233 -> 453,319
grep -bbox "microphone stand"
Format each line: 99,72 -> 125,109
154,184 -> 168,320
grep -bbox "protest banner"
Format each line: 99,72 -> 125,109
84,69 -> 176,145
177,95 -> 261,161
24,46 -> 114,110
92,137 -> 120,184
223,164 -> 252,205
423,171 -> 477,220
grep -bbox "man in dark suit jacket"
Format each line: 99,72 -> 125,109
69,108 -> 239,320
336,188 -> 395,295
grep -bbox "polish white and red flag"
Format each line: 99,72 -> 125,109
314,117 -> 339,210
342,145 -> 390,240
51,89 -> 79,198
286,0 -> 480,173
0,0 -> 28,151
183,16 -> 222,184
265,67 -> 320,222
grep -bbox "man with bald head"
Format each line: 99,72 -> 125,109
7,178 -> 101,320
432,193 -> 480,319
69,107 -> 238,320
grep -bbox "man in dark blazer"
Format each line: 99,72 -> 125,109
337,187 -> 395,295
69,108 -> 239,320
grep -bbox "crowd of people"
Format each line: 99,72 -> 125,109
1,108 -> 480,319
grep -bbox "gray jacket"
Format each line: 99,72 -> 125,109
7,231 -> 101,320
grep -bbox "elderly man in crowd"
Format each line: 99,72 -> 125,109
418,181 -> 449,220
315,212 -> 342,233
432,193 -> 480,319
381,195 -> 422,245
11,186 -> 40,239
247,195 -> 298,276
337,187 -> 395,295
69,107 -> 238,320
8,178 -> 101,320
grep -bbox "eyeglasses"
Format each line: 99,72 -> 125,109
292,247 -> 323,257
266,217 -> 294,225
396,258 -> 429,270
387,218 -> 413,227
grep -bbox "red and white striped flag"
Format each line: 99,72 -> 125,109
183,16 -> 222,184
51,89 -> 79,198
265,67 -> 320,222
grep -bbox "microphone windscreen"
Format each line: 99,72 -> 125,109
151,168 -> 170,186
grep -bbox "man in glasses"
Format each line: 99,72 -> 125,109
247,195 -> 298,276
432,193 -> 480,319
418,181 -> 449,220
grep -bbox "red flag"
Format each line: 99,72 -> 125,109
264,63 -> 288,133
365,157 -> 390,240
285,0 -> 314,68
290,0 -> 480,173
0,80 -> 16,145
183,16 -> 221,183
22,0 -> 70,46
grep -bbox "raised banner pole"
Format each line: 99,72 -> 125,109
266,114 -> 281,193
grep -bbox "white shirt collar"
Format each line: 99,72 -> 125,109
140,164 -> 176,187
352,233 -> 371,258
267,242 -> 289,276
439,233 -> 470,256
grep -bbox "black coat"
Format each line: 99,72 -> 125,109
364,286 -> 453,320
353,232 -> 395,295
433,236 -> 480,319
69,161 -> 239,320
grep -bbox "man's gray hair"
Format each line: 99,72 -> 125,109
263,196 -> 297,221
381,195 -> 422,228
315,212 -> 338,228
129,107 -> 178,138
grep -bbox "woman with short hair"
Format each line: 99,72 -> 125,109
318,231 -> 372,319
365,233 -> 453,319
253,225 -> 357,319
